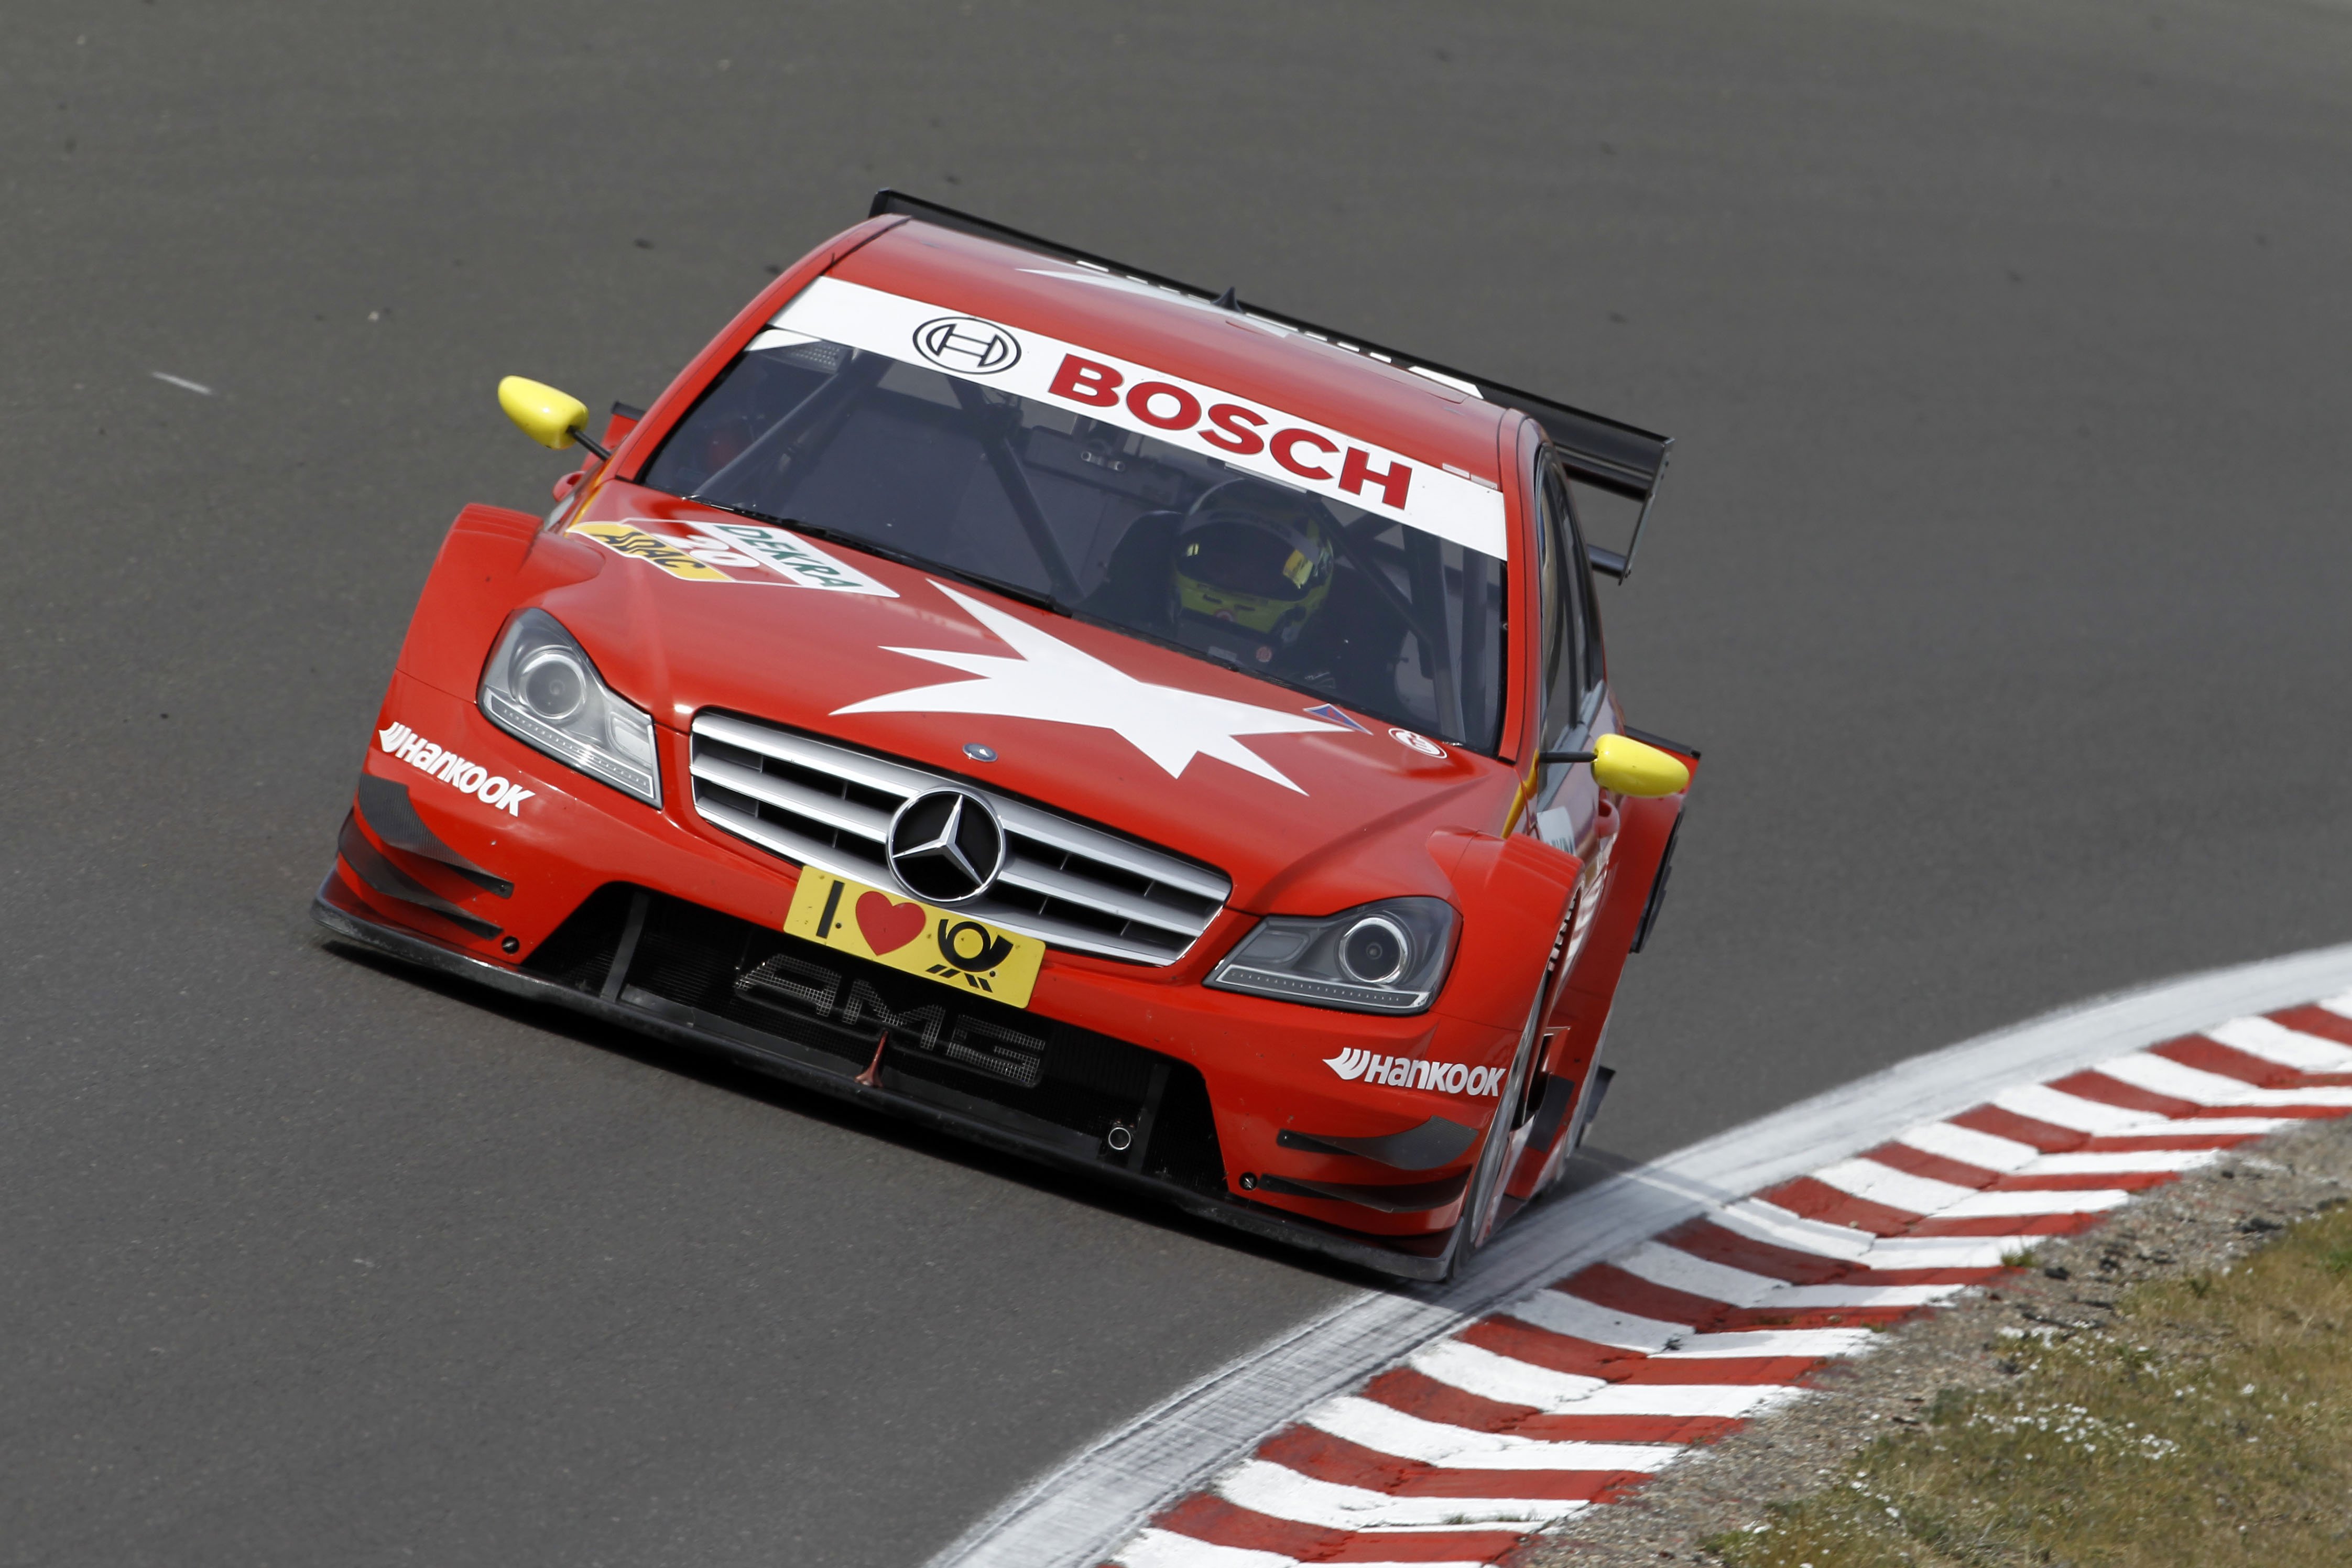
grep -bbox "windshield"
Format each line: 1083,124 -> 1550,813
642,300 -> 1508,752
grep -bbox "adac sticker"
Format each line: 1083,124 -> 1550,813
570,517 -> 898,596
570,521 -> 733,581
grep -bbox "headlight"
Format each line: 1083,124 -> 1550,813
1206,897 -> 1457,1014
479,608 -> 662,806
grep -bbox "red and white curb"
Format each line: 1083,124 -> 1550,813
1112,995 -> 2352,1566
929,941 -> 2352,1568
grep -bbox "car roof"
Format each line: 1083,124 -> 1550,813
829,217 -> 1520,494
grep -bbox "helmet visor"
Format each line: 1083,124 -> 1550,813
1178,519 -> 1329,602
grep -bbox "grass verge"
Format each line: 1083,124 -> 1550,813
1706,1200 -> 2352,1567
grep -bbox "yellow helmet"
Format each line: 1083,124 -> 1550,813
1171,480 -> 1337,645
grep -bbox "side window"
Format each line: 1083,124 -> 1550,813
1535,458 -> 1568,718
1537,456 -> 1587,741
1555,463 -> 1607,702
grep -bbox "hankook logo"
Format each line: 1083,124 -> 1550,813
377,722 -> 534,815
1324,1048 -> 1503,1097
912,315 -> 1022,374
886,789 -> 1007,903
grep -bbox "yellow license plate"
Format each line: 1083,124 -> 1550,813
783,868 -> 1046,1008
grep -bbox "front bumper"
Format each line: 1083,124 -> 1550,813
325,671 -> 1532,1279
314,873 -> 1472,1280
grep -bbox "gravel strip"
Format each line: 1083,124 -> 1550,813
1522,1116 -> 2352,1566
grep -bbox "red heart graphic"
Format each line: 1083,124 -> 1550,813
855,890 -> 927,955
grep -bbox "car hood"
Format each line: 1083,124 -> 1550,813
531,489 -> 1515,912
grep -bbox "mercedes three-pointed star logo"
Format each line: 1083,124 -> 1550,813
885,789 -> 1007,904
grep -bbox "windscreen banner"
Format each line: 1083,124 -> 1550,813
754,276 -> 1508,560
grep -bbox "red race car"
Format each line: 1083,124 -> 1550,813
317,193 -> 1694,1280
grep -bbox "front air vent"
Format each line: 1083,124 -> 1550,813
687,712 -> 1229,965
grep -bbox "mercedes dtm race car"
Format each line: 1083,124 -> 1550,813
315,192 -> 1695,1281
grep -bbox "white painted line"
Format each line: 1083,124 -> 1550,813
1613,1240 -> 1786,1306
1937,1187 -> 2132,1218
1305,1397 -> 1678,1472
1115,1529 -> 1289,1568
1613,1242 -> 1952,1309
2100,1115 -> 2291,1139
1500,1288 -> 1689,1350
931,937 -> 2352,1568
2092,1052 -> 2279,1104
2204,1017 -> 2352,1072
150,371 -> 214,395
1558,1381 -> 1802,1419
1991,1083 -> 2160,1134
2097,1051 -> 2352,1108
1408,1341 -> 1607,1409
1122,1540 -> 1489,1568
1843,1235 -> 2033,1269
1770,1281 -> 1962,1308
1216,1460 -> 1586,1529
1708,1198 -> 1878,1259
1502,1285 -> 1873,1360
1410,1342 -> 1791,1418
1649,1327 -> 1878,1359
1807,1158 -> 1974,1212
2023,1148 -> 2222,1175
1894,1120 -> 2040,1171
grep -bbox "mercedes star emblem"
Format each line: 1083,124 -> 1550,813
886,789 -> 1007,903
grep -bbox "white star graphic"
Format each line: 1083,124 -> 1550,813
833,581 -> 1342,792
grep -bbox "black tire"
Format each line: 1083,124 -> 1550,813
1444,988 -> 1547,1279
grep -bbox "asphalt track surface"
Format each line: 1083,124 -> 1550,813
5,3 -> 2349,1564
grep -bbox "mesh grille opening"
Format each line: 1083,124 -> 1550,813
520,885 -> 637,992
533,885 -> 1225,1190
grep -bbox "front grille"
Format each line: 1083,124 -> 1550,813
687,712 -> 1230,965
521,886 -> 1227,1196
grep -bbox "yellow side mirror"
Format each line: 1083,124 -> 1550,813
1590,733 -> 1690,798
498,376 -> 591,451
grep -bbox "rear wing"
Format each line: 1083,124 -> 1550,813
867,190 -> 1672,580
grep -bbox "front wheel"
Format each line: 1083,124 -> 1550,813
1444,988 -> 1547,1278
